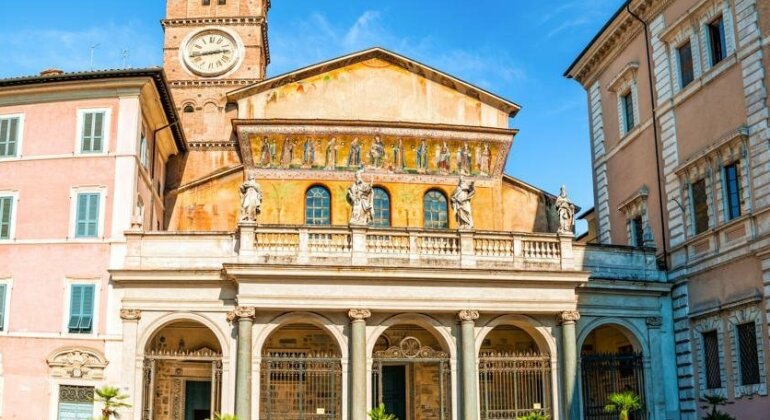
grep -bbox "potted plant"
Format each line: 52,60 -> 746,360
700,394 -> 735,420
368,403 -> 397,420
603,391 -> 642,420
93,386 -> 131,419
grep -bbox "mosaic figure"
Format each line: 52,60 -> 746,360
280,137 -> 295,167
437,141 -> 451,174
325,137 -> 338,170
369,136 -> 385,168
416,139 -> 429,173
348,138 -> 362,167
303,138 -> 316,167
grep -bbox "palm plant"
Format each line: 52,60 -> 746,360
515,412 -> 549,420
700,394 -> 735,420
368,403 -> 397,420
206,414 -> 239,420
603,391 -> 642,420
93,386 -> 132,419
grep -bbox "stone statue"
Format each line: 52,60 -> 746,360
348,138 -> 362,167
347,169 -> 373,226
369,136 -> 385,168
303,138 -> 316,167
416,139 -> 429,173
451,176 -> 475,230
478,143 -> 491,176
555,185 -> 575,235
325,137 -> 338,170
437,141 -> 451,174
457,143 -> 471,175
392,138 -> 405,172
239,173 -> 263,222
280,137 -> 295,167
259,136 -> 272,167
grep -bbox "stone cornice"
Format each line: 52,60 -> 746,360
162,16 -> 265,28
170,79 -> 263,88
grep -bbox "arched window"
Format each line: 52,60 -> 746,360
423,190 -> 448,229
371,187 -> 391,227
305,186 -> 331,225
183,104 -> 195,113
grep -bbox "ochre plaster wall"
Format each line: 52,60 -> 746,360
686,257 -> 763,309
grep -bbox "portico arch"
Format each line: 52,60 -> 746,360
367,312 -> 455,359
253,311 -> 348,357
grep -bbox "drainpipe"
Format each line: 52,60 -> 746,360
627,4 -> 669,269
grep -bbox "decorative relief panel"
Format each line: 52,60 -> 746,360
47,347 -> 108,380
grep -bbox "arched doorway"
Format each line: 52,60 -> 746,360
372,324 -> 451,420
478,325 -> 552,419
142,320 -> 223,420
580,324 -> 646,420
259,323 -> 343,419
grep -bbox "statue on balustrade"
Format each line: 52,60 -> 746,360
457,143 -> 471,175
239,173 -> 263,222
280,137 -> 295,167
303,138 -> 316,167
416,139 -> 429,173
555,185 -> 575,235
437,141 -> 451,174
451,176 -> 475,230
325,137 -> 338,170
478,143 -> 491,176
347,169 -> 373,226
369,136 -> 386,168
392,138 -> 405,172
348,138 -> 362,167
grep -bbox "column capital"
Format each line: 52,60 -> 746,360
646,316 -> 663,328
227,306 -> 256,323
348,309 -> 372,321
120,308 -> 142,321
458,310 -> 480,322
557,310 -> 581,325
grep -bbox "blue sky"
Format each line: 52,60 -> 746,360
0,0 -> 622,230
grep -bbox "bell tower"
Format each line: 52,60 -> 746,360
162,0 -> 269,142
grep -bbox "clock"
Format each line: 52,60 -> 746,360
182,29 -> 241,77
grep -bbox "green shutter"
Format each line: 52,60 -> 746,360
92,112 -> 104,152
79,285 -> 94,331
75,193 -> 99,238
68,284 -> 95,333
68,285 -> 83,331
81,113 -> 93,152
0,284 -> 6,331
0,196 -> 12,240
0,117 -> 18,157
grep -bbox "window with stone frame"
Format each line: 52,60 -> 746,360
727,305 -> 768,397
618,186 -> 651,248
607,62 -> 640,138
693,316 -> 727,397
722,162 -> 741,221
304,186 -> 331,226
57,385 -> 94,420
707,15 -> 727,66
691,178 -> 709,235
677,40 -> 695,88
699,1 -> 736,71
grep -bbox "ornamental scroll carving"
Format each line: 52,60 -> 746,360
348,309 -> 372,321
458,310 -> 480,322
120,308 -> 141,321
227,306 -> 256,323
374,336 -> 448,360
558,311 -> 581,324
47,347 -> 108,380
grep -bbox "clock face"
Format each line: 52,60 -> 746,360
183,29 -> 241,77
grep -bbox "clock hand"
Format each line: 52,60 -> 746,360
190,49 -> 232,57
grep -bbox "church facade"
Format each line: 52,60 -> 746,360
0,1 -> 681,419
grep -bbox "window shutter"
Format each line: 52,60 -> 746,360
76,194 -> 89,237
92,112 -> 104,152
80,285 -> 95,332
87,194 -> 99,237
0,284 -> 6,331
0,196 -> 11,239
82,113 -> 93,152
75,193 -> 100,238
68,285 -> 83,331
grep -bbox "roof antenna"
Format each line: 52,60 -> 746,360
90,44 -> 100,70
121,49 -> 130,68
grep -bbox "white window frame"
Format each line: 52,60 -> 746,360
0,113 -> 24,159
0,278 -> 11,335
75,108 -> 111,155
47,381 -> 101,420
61,278 -> 100,338
0,191 -> 19,242
68,186 -> 107,240
698,1 -> 736,71
727,305 -> 768,398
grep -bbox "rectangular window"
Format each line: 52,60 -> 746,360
738,322 -> 760,385
703,330 -> 722,389
622,91 -> 635,133
678,41 -> 695,88
708,16 -> 727,66
0,284 -> 7,331
632,216 -> 644,247
202,0 -> 211,5
139,130 -> 149,169
691,179 -> 709,234
0,116 -> 20,158
0,196 -> 13,240
724,163 -> 741,221
67,284 -> 95,334
57,385 -> 94,419
75,193 -> 100,238
80,111 -> 105,153
218,0 -> 226,4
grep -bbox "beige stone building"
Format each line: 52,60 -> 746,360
567,0 -> 770,418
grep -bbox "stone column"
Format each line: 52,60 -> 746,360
229,306 -> 256,420
119,309 -> 141,418
646,317 -> 664,420
459,310 -> 480,420
349,309 -> 371,420
558,311 -> 580,420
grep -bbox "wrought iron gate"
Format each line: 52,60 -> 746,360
478,352 -> 552,419
260,351 -> 342,420
580,352 -> 646,420
371,336 -> 451,420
